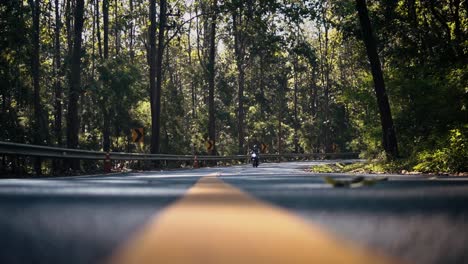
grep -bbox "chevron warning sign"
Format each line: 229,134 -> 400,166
205,139 -> 214,151
132,128 -> 144,143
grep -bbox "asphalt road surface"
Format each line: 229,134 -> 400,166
0,161 -> 467,264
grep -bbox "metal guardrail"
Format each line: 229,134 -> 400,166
0,141 -> 359,161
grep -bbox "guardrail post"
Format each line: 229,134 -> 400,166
104,152 -> 111,173
193,155 -> 199,169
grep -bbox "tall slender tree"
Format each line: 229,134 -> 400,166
317,1 -> 331,152
149,0 -> 164,155
28,0 -> 46,174
52,0 -> 63,173
232,4 -> 247,154
103,0 -> 109,59
114,0 -> 120,55
293,57 -> 299,153
149,0 -> 156,155
66,0 -> 85,170
150,0 -> 167,155
356,0 -> 398,158
207,0 -> 217,155
65,0 -> 73,60
129,0 -> 134,62
102,0 -> 111,152
53,0 -> 62,147
95,0 -> 102,59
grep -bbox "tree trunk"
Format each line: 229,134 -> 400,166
233,10 -> 245,154
103,0 -> 109,59
66,0 -> 85,170
293,61 -> 299,153
237,67 -> 245,154
187,18 -> 196,119
96,0 -> 102,59
278,111 -> 282,156
95,0 -> 102,59
129,0 -> 134,62
114,0 -> 120,55
356,0 -> 398,159
149,0 -> 156,153
277,75 -> 287,156
91,0 -> 96,79
207,0 -> 217,155
320,2 -> 331,153
311,68 -> 318,152
311,68 -> 317,118
149,0 -> 166,155
53,0 -> 63,172
31,0 -> 41,144
65,0 -> 73,59
102,0 -> 110,152
29,0 -> 45,175
259,55 -> 266,115
154,0 -> 166,154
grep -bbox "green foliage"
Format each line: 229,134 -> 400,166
309,164 -> 335,173
388,64 -> 467,157
414,128 -> 468,173
0,1 -> 31,143
311,159 -> 414,174
1,0 -> 467,175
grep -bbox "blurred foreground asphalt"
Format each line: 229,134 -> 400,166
0,161 -> 467,264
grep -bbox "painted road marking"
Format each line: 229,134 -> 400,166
107,174 -> 400,264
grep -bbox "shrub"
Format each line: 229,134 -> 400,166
414,128 -> 468,173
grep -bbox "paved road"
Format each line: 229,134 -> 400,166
0,161 -> 467,263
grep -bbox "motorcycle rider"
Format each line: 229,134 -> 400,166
251,144 -> 259,155
250,144 -> 260,167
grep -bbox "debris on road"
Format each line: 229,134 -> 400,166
324,176 -> 389,188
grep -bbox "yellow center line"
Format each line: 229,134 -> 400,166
107,173 -> 400,264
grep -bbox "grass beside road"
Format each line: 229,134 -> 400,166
309,160 -> 468,176
308,162 -> 391,174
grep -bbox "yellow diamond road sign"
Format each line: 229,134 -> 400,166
260,143 -> 268,153
205,140 -> 214,151
132,128 -> 144,143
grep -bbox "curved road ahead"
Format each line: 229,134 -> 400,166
1,161 -> 467,264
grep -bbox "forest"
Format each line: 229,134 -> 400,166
0,0 -> 467,175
